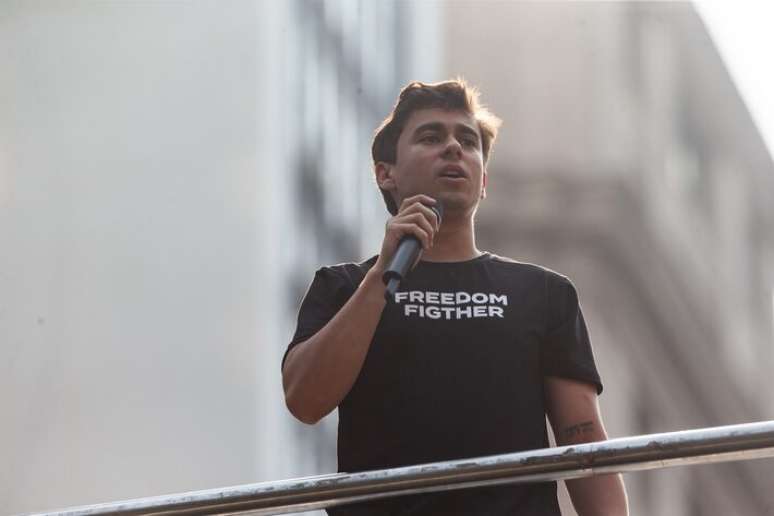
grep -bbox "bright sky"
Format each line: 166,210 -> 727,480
694,1 -> 774,159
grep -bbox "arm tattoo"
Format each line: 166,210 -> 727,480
560,421 -> 595,442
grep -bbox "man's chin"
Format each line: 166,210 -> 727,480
435,193 -> 479,214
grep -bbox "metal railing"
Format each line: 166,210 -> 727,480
24,420 -> 774,516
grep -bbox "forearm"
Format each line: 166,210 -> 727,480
545,374 -> 630,516
566,473 -> 628,516
557,421 -> 629,516
282,267 -> 386,424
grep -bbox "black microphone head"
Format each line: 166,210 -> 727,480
431,199 -> 444,225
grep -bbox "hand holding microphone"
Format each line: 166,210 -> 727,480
377,195 -> 443,301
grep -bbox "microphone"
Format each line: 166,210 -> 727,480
382,201 -> 443,302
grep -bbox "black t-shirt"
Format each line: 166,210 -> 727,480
282,252 -> 602,515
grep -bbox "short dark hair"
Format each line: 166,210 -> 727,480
371,79 -> 502,215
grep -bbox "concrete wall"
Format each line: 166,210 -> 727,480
0,1 -> 441,513
0,1 -> 293,512
445,1 -> 774,514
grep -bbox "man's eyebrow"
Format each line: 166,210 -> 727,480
412,122 -> 480,139
412,122 -> 445,135
457,125 -> 480,140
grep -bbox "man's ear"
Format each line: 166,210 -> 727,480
375,161 -> 395,191
481,169 -> 488,199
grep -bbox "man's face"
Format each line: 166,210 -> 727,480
376,108 -> 487,215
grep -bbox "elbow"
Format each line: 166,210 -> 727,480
283,380 -> 325,425
285,395 -> 322,425
282,347 -> 333,425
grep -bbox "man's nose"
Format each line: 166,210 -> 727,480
442,137 -> 462,159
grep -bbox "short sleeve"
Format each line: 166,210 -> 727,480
542,273 -> 603,394
281,267 -> 354,372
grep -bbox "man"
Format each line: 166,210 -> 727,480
282,79 -> 629,515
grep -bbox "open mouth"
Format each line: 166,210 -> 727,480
439,168 -> 466,179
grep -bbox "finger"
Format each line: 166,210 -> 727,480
389,222 -> 431,250
397,201 -> 440,232
389,221 -> 431,249
394,212 -> 435,244
399,194 -> 436,213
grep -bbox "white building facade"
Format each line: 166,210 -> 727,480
445,2 -> 774,514
0,1 -> 440,513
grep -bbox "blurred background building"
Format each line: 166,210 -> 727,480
453,2 -> 774,514
1,1 -> 772,515
0,0 -> 440,512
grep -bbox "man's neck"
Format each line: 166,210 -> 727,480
420,215 -> 481,263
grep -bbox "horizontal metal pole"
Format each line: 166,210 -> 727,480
23,420 -> 774,516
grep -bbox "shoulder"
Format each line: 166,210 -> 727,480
485,253 -> 573,284
484,253 -> 580,304
316,255 -> 378,287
